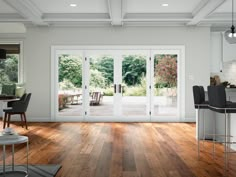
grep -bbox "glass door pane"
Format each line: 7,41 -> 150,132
57,54 -> 83,116
121,54 -> 147,117
88,54 -> 114,116
153,54 -> 178,117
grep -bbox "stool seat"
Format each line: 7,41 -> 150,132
208,86 -> 236,113
209,102 -> 236,113
193,86 -> 209,108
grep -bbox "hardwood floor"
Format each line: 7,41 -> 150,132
0,122 -> 236,177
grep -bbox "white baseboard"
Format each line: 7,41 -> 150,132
21,116 -> 196,123
182,117 -> 195,122
10,117 -> 52,122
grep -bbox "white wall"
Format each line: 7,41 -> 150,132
210,32 -> 222,73
20,26 -> 210,121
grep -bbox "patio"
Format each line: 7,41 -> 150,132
58,96 -> 177,117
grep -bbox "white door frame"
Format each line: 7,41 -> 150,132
51,45 -> 185,122
150,49 -> 184,122
51,49 -> 85,122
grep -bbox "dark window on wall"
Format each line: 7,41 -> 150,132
0,44 -> 20,85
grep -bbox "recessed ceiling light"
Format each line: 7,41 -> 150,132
162,3 -> 169,7
70,3 -> 77,7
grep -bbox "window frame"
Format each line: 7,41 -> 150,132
0,41 -> 24,84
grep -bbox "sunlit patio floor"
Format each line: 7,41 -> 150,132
58,96 -> 177,117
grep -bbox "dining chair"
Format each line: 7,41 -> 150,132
3,93 -> 31,129
7,93 -> 27,107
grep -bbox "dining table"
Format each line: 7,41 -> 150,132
0,95 -> 19,121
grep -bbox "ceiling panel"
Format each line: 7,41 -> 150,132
31,0 -> 108,13
0,0 -> 17,13
125,0 -> 202,13
0,0 -> 233,27
214,0 -> 236,13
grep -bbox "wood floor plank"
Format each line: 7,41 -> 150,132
94,142 -> 113,177
1,122 -> 236,177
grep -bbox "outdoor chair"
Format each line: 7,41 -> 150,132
90,92 -> 103,105
3,93 -> 31,129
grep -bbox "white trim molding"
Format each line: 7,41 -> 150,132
51,45 -> 186,122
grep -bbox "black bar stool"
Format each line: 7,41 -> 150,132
192,85 -> 209,159
207,85 -> 236,169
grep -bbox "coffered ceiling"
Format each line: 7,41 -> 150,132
0,0 -> 235,29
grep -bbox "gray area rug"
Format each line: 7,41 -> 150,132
0,164 -> 61,177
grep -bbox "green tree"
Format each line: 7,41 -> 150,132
90,56 -> 114,87
96,56 -> 114,86
0,54 -> 19,84
122,55 -> 146,86
90,69 -> 106,89
59,55 -> 82,88
5,55 -> 18,82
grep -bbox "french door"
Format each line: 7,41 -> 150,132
86,50 -> 149,121
150,50 -> 180,121
52,46 -> 184,122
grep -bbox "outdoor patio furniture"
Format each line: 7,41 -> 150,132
67,93 -> 82,105
58,94 -> 67,110
90,92 -> 103,105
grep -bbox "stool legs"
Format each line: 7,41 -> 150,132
203,110 -> 205,147
224,110 -> 231,172
213,116 -> 216,159
197,108 -> 205,159
224,111 -> 227,171
197,107 -> 200,159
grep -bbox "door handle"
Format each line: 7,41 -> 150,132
118,84 -> 122,93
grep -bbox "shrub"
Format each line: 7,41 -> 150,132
123,76 -> 146,96
59,55 -> 82,88
103,87 -> 114,96
155,56 -> 177,87
59,79 -> 76,91
123,86 -> 146,96
90,69 -> 106,89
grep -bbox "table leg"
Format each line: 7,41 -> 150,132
12,144 -> 14,171
224,112 -> 227,171
197,108 -> 200,159
3,145 -> 5,177
27,141 -> 29,173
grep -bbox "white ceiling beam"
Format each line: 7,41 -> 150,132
125,13 -> 192,20
107,0 -> 123,26
3,0 -> 48,25
187,0 -> 226,25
